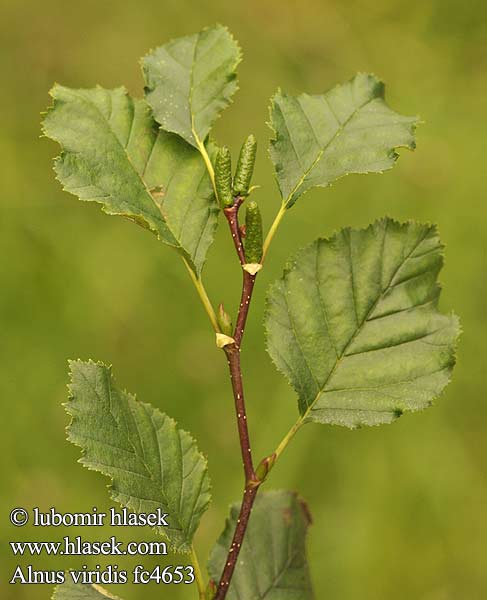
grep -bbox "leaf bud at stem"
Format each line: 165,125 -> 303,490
255,453 -> 276,483
217,303 -> 233,337
215,146 -> 234,208
233,134 -> 257,197
244,200 -> 263,264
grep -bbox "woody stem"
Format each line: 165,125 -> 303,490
214,197 -> 261,599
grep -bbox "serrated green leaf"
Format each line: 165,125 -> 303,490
269,73 -> 417,207
142,25 -> 241,148
66,360 -> 211,552
42,85 -> 218,275
53,581 -> 122,600
265,218 -> 460,429
208,490 -> 314,600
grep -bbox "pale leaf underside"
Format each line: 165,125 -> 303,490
42,85 -> 218,274
270,73 -> 418,207
265,218 -> 460,428
66,360 -> 211,552
143,24 -> 241,148
209,490 -> 314,599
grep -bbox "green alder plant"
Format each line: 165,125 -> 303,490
42,24 -> 460,600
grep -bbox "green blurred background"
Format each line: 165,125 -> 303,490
1,0 -> 486,598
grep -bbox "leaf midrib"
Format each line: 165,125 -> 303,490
298,224 -> 431,419
241,502 -> 307,600
188,31 -> 200,146
77,370 -> 191,536
284,91 -> 378,204
82,93 -> 167,224
226,503 -> 310,600
70,92 -> 203,263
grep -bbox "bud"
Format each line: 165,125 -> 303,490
233,134 -> 257,197
255,453 -> 276,482
215,146 -> 234,208
205,579 -> 217,599
244,200 -> 263,264
217,303 -> 233,337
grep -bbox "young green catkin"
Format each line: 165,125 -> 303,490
244,200 -> 263,264
233,134 -> 257,197
215,146 -> 234,208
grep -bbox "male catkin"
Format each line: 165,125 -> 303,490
244,201 -> 263,264
215,146 -> 233,207
233,135 -> 257,197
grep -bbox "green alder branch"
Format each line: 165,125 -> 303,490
42,24 -> 461,600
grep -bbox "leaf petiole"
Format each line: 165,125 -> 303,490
194,127 -> 217,196
273,416 -> 305,462
190,544 -> 206,599
262,203 -> 286,262
182,257 -> 220,333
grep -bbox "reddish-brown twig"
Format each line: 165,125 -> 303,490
214,197 -> 262,599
